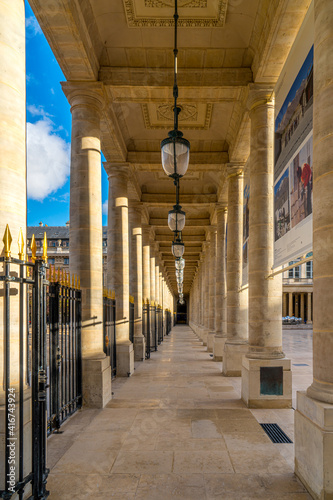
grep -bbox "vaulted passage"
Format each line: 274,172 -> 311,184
46,325 -> 309,499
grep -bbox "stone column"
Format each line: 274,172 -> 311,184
300,293 -> 305,323
142,225 -> 151,303
241,85 -> 291,408
295,3 -> 333,496
202,242 -> 210,345
213,206 -> 228,361
0,1 -> 31,491
207,227 -> 217,352
289,292 -> 293,316
105,162 -> 134,376
307,292 -> 312,324
129,201 -> 145,361
150,239 -> 156,349
282,293 -> 287,317
295,294 -> 299,318
223,166 -> 248,376
63,82 -> 111,407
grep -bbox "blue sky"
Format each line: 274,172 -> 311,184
25,1 -> 108,227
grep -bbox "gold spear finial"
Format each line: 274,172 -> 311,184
59,268 -> 63,285
30,234 -> 36,263
74,274 -> 77,289
42,232 -> 48,263
72,274 -> 75,289
18,228 -> 25,260
3,224 -> 12,259
78,276 -> 81,289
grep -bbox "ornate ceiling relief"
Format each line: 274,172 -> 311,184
145,1 -> 207,7
123,0 -> 228,27
142,102 -> 213,129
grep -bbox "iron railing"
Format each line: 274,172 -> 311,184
165,310 -> 172,335
1,253 -> 50,499
103,293 -> 116,378
129,298 -> 134,344
150,304 -> 157,352
142,300 -> 150,359
47,273 -> 82,434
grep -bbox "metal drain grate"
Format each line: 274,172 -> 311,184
260,423 -> 293,443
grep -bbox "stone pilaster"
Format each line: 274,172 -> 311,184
241,85 -> 291,407
105,162 -> 134,377
142,225 -> 151,303
207,227 -> 217,352
223,165 -> 248,376
213,206 -> 228,361
129,201 -> 145,361
63,82 -> 111,407
0,1 -> 31,492
295,2 -> 333,497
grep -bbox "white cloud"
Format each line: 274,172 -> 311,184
27,118 -> 70,201
27,104 -> 52,119
25,16 -> 42,37
102,200 -> 108,215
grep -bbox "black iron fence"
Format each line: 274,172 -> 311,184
47,270 -> 82,434
142,300 -> 150,359
150,303 -> 157,352
1,225 -> 83,499
157,306 -> 163,344
129,297 -> 134,344
103,291 -> 116,379
165,309 -> 172,335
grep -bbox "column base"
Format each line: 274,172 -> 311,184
295,391 -> 333,500
116,341 -> 135,377
213,335 -> 226,361
241,356 -> 292,408
134,335 -> 146,362
201,328 -> 208,346
206,332 -> 215,352
223,342 -> 248,376
82,355 -> 112,408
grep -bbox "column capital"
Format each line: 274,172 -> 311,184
215,203 -> 228,214
61,81 -> 106,112
247,83 -> 275,113
227,164 -> 244,179
104,162 -> 130,179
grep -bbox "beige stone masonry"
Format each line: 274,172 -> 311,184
129,201 -> 146,361
105,162 -> 134,376
241,84 -> 291,409
223,165 -> 248,377
63,82 -> 111,406
213,205 -> 228,361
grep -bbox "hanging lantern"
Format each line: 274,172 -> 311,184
161,134 -> 190,179
175,257 -> 185,270
168,205 -> 186,232
172,238 -> 185,258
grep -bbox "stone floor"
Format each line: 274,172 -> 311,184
47,325 -> 313,499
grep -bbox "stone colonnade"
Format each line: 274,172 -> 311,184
190,90 -> 292,408
282,291 -> 312,323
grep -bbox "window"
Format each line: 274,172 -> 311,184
306,261 -> 313,279
48,258 -> 55,265
64,258 -> 69,265
63,240 -> 69,247
288,261 -> 300,279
